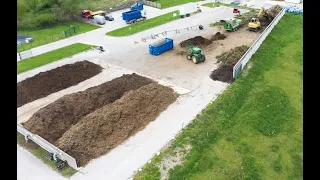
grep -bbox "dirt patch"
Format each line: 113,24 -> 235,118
158,145 -> 192,180
211,32 -> 226,41
210,63 -> 235,83
56,83 -> 178,167
179,36 -> 213,48
17,61 -> 103,108
22,74 -> 154,144
176,33 -> 226,56
210,45 -> 249,83
216,45 -> 249,64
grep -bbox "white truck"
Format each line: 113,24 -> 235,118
179,2 -> 200,18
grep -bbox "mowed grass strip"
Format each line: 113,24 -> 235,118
134,14 -> 302,180
18,21 -> 99,52
106,11 -> 179,37
154,0 -> 201,9
202,2 -> 255,10
17,133 -> 77,177
18,43 -> 94,74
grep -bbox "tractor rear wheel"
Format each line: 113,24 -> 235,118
200,54 -> 206,62
186,54 -> 192,60
192,56 -> 200,64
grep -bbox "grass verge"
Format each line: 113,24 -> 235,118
18,43 -> 94,74
202,2 -> 254,10
18,21 -> 99,52
106,10 -> 179,37
154,0 -> 201,9
17,133 -> 77,177
134,14 -> 302,180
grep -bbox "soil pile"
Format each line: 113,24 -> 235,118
260,5 -> 282,26
210,45 -> 249,83
22,74 -> 154,144
179,36 -> 213,48
56,83 -> 179,167
17,61 -> 103,108
211,32 -> 226,41
216,45 -> 249,63
210,63 -> 235,83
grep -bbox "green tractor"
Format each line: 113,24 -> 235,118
186,46 -> 206,64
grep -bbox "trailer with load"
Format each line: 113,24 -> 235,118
220,18 -> 242,32
149,38 -> 174,56
130,2 -> 144,11
122,10 -> 146,24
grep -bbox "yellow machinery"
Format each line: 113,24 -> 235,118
248,8 -> 263,32
248,18 -> 261,31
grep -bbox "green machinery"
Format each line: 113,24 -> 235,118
220,18 -> 242,32
186,46 -> 206,64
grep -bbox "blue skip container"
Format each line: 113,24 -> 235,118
149,38 -> 174,56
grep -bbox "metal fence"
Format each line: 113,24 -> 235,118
17,25 -> 80,53
17,123 -> 79,170
142,0 -> 161,9
232,9 -> 286,79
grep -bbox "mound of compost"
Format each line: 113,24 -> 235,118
56,83 -> 178,166
22,73 -> 154,144
179,36 -> 213,47
17,60 -> 103,108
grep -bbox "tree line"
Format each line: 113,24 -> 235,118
18,0 -> 84,29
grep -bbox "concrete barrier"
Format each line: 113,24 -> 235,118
17,123 -> 79,169
233,9 -> 286,79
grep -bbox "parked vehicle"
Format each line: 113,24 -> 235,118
149,38 -> 174,56
130,2 -> 144,11
94,15 -> 106,25
81,10 -> 93,19
179,2 -> 199,18
122,10 -> 146,24
81,10 -> 107,19
104,14 -> 114,21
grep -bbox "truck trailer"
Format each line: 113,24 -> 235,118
122,10 -> 146,24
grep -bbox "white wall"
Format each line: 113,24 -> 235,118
233,9 -> 286,79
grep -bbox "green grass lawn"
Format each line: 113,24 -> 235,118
17,133 -> 77,177
202,2 -> 255,10
18,43 -> 94,74
134,14 -> 302,180
106,10 -> 179,37
18,21 -> 99,52
154,0 -> 201,9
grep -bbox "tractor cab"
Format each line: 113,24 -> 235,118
186,46 -> 206,64
191,47 -> 201,54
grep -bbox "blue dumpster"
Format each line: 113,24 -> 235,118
130,2 -> 144,11
149,38 -> 174,56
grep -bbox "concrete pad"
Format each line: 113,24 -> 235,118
17,59 -> 190,124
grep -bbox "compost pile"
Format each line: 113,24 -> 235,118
17,61 -> 103,108
210,63 -> 235,83
179,36 -> 213,47
210,45 -> 249,83
211,32 -> 226,41
260,5 -> 283,26
22,74 -> 154,144
56,83 -> 178,166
